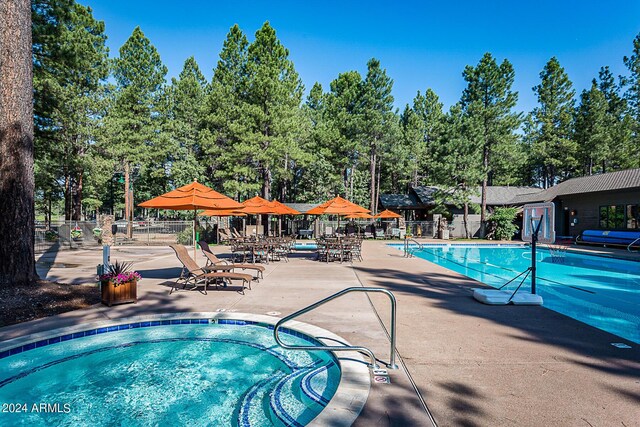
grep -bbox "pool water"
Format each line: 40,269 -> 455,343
393,244 -> 640,344
293,243 -> 317,251
0,321 -> 340,426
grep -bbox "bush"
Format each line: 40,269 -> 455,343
489,207 -> 519,240
176,226 -> 193,245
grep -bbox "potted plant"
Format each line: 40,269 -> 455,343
71,223 -> 83,240
99,260 -> 141,306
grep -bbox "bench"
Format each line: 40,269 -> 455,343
576,230 -> 640,249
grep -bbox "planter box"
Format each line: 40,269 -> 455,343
101,279 -> 137,306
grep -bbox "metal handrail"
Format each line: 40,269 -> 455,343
628,237 -> 640,252
273,287 -> 398,370
404,238 -> 423,257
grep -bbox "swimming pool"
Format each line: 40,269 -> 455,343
392,244 -> 640,344
0,314 -> 368,426
293,243 -> 317,251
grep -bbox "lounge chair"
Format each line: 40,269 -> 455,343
218,228 -> 232,244
169,244 -> 252,295
198,240 -> 265,280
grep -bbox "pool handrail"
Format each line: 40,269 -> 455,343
404,238 -> 424,257
628,237 -> 640,253
273,287 -> 398,370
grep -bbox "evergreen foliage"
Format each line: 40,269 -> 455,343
23,7 -> 640,225
460,53 -> 521,229
530,57 -> 577,188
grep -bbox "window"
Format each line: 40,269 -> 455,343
627,204 -> 639,229
599,205 -> 625,229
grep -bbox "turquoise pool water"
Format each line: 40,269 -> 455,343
0,320 -> 340,426
293,243 -> 317,251
392,244 -> 640,344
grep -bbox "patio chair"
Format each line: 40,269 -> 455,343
169,244 -> 252,295
198,240 -> 265,280
218,228 -> 232,244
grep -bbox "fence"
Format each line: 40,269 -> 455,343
35,220 -> 196,253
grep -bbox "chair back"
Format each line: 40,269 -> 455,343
199,240 -> 222,264
169,244 -> 202,273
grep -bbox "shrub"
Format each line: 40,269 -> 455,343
176,226 -> 193,245
489,207 -> 519,240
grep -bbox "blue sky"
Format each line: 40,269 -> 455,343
84,0 -> 640,113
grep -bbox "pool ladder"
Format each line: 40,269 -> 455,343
404,238 -> 424,257
628,237 -> 640,252
273,287 -> 398,370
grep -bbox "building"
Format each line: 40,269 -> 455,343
512,168 -> 640,237
379,168 -> 640,239
379,185 -> 540,220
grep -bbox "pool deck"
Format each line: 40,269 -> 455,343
2,240 -> 639,426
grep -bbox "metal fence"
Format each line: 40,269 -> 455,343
405,221 -> 437,238
34,220 -> 196,253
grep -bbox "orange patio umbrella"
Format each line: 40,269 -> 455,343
307,195 -> 370,234
375,209 -> 401,219
139,180 -> 243,258
199,209 -> 247,217
344,212 -> 374,219
306,195 -> 370,215
241,196 -> 279,214
240,196 -> 280,236
270,200 -> 301,216
268,200 -> 301,237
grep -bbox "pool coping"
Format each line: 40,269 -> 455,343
0,312 -> 370,427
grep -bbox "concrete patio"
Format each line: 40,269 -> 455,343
2,240 -> 639,426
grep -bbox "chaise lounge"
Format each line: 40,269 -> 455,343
169,244 -> 253,294
198,240 -> 265,280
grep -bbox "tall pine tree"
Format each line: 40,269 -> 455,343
461,53 -> 520,231
531,57 -> 577,188
103,27 -> 167,232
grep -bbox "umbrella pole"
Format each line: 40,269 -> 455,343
193,209 -> 197,261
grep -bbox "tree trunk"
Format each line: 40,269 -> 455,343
47,196 -> 52,228
72,171 -> 83,220
375,158 -> 381,214
262,166 -> 271,200
480,146 -> 488,237
369,148 -> 376,210
0,0 -> 37,286
463,202 -> 470,239
124,162 -> 132,238
64,173 -> 71,220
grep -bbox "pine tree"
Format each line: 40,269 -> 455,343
294,83 -> 343,202
244,22 -> 305,201
201,24 -> 253,198
404,89 -> 444,187
575,81 -> 611,175
325,71 -> 365,199
103,27 -> 167,233
167,57 -> 207,186
32,0 -> 109,221
461,53 -> 520,231
431,104 -> 483,238
531,57 -> 577,188
1,0 -> 36,286
360,58 -> 397,212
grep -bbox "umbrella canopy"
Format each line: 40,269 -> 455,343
199,209 -> 247,217
375,209 -> 401,219
344,212 -> 374,219
241,196 -> 279,215
270,200 -> 301,215
138,181 -> 243,211
138,180 -> 242,259
306,195 -> 370,215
